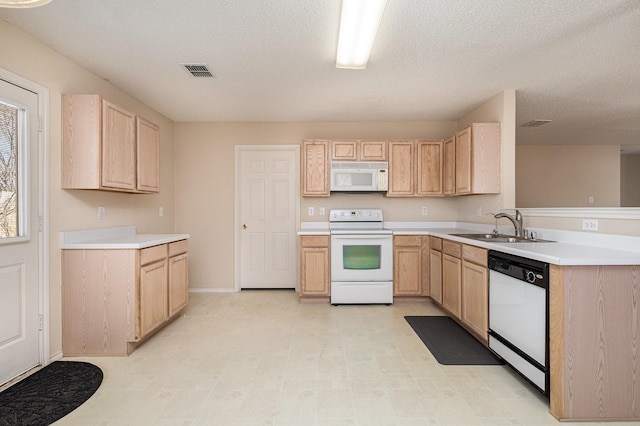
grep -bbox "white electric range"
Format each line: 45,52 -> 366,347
329,209 -> 393,305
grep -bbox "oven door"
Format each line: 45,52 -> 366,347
330,234 -> 393,282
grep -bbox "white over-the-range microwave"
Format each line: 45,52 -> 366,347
330,161 -> 388,192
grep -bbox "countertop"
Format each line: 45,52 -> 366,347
60,226 -> 190,249
299,222 -> 640,266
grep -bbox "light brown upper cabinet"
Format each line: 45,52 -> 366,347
331,139 -> 387,161
301,139 -> 330,197
62,94 -> 160,193
416,140 -> 443,196
136,117 -> 160,193
453,123 -> 501,195
388,139 -> 443,197
443,135 -> 456,195
387,140 -> 415,196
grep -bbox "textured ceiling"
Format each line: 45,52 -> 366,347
1,0 -> 639,145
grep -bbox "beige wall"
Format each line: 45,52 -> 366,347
456,90 -> 516,223
516,145 -> 620,207
174,91 -> 517,291
0,20 -> 176,358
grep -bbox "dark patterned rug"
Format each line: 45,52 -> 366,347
405,316 -> 504,365
0,361 -> 103,426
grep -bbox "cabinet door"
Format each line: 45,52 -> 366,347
331,140 -> 358,160
300,236 -> 330,296
416,140 -> 443,196
139,259 -> 169,339
421,237 -> 430,296
393,236 -> 422,296
429,249 -> 442,304
443,135 -> 456,195
62,94 -> 102,189
301,139 -> 330,196
136,117 -> 160,193
442,253 -> 461,318
455,126 -> 472,194
101,100 -> 136,190
387,140 -> 415,196
360,140 -> 387,161
461,259 -> 488,342
169,253 -> 189,317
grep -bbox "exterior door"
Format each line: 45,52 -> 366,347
0,79 -> 41,386
237,146 -> 299,289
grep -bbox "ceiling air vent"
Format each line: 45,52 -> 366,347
181,63 -> 216,78
520,119 -> 552,128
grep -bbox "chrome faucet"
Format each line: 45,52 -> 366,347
494,209 -> 523,237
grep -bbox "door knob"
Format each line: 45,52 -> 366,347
242,224 -> 247,229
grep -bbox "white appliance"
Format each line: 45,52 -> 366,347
329,209 -> 393,305
488,250 -> 549,395
330,162 -> 388,192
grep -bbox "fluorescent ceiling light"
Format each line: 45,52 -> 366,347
0,0 -> 52,7
336,0 -> 387,69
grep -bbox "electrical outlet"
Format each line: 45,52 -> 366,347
319,207 -> 325,216
308,207 -> 314,216
421,206 -> 428,216
476,206 -> 482,217
582,219 -> 598,231
98,206 -> 105,220
159,207 -> 164,217
588,196 -> 595,204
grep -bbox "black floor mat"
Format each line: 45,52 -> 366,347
405,316 -> 504,365
0,361 -> 103,425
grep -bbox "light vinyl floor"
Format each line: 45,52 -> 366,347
56,291 -> 628,425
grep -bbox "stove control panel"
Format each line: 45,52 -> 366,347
329,209 -> 383,222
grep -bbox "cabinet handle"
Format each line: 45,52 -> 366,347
242,224 -> 247,229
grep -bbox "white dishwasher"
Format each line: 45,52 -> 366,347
488,250 -> 549,395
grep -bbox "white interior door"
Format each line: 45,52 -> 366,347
0,79 -> 41,386
237,145 -> 299,289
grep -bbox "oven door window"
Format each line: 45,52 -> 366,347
343,245 -> 381,270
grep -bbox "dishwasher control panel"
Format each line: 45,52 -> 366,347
488,251 -> 549,288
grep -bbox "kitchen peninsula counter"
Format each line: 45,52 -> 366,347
390,226 -> 640,266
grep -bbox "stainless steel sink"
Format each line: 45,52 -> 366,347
450,233 -> 554,243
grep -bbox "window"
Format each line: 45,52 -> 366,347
0,101 -> 21,239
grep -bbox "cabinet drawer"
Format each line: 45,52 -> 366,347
462,244 -> 487,265
442,240 -> 461,257
394,235 -> 422,247
300,235 -> 330,248
169,239 -> 188,257
140,244 -> 167,265
430,237 -> 442,250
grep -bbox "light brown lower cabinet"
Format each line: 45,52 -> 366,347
441,240 -> 462,317
429,237 -> 443,303
460,245 -> 488,342
299,236 -> 330,297
433,238 -> 489,343
393,235 -> 430,297
550,264 -> 640,421
62,240 -> 189,356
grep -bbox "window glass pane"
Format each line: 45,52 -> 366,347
343,245 -> 381,270
0,102 -> 19,239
